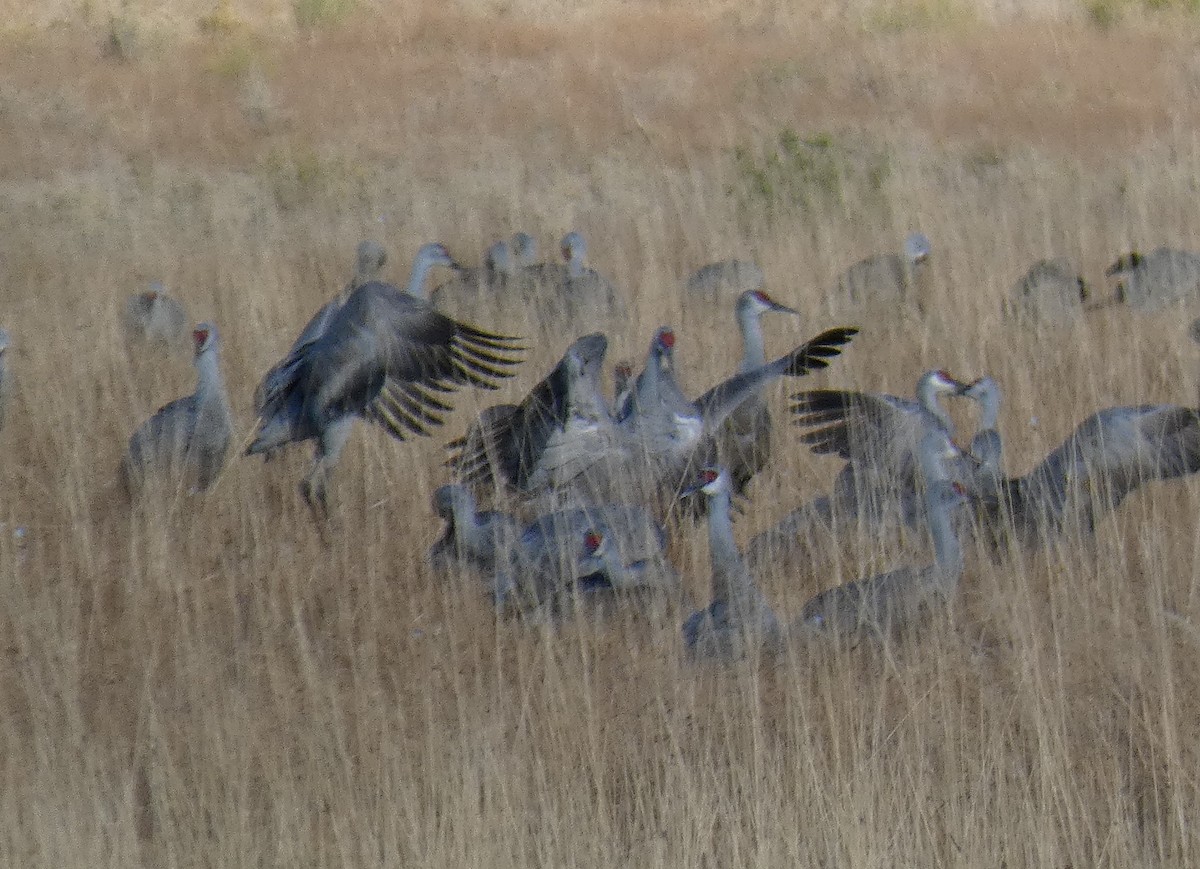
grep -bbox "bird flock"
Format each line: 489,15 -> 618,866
77,231 -> 1200,660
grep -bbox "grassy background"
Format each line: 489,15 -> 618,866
3,1 -> 1200,865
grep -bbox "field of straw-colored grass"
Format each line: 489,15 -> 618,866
4,2 -> 1200,866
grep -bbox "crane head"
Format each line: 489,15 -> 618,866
583,530 -> 604,556
743,289 -> 799,317
192,323 -> 217,354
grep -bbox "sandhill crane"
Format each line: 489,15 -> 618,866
254,239 -> 390,416
684,259 -> 765,302
746,369 -> 968,569
611,360 -> 635,422
519,502 -> 677,597
124,282 -> 188,348
1104,247 -> 1200,311
520,231 -> 627,333
511,232 -> 538,266
447,333 -> 619,498
429,240 -> 516,314
575,527 -> 682,593
1005,258 -> 1089,322
0,328 -> 10,432
428,484 -> 523,584
681,467 -> 784,660
488,502 -> 667,612
713,289 -> 799,497
797,431 -> 969,637
120,323 -> 232,497
248,243 -> 522,515
451,325 -> 856,509
978,403 -> 1200,549
835,231 -> 931,308
620,323 -> 857,512
791,369 -> 969,525
963,376 -> 1004,497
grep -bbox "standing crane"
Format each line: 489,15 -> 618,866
121,323 -> 232,497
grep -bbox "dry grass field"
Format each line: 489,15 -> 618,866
4,0 -> 1200,865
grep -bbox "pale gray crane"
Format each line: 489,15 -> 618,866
977,402 -> 1200,549
518,502 -> 677,600
575,527 -> 682,593
488,501 -> 667,612
524,231 -> 627,333
1104,247 -> 1200,311
121,323 -> 233,497
1004,258 -> 1089,322
790,368 -> 969,526
835,231 -> 931,308
746,369 -> 968,569
447,333 -> 620,497
684,258 -> 765,302
681,467 -> 785,660
253,239 -> 390,416
428,484 -> 523,584
797,430 -> 970,637
619,323 -> 857,513
962,376 -> 1004,497
248,243 -> 522,515
510,232 -> 538,266
713,289 -> 799,497
428,239 -> 517,314
451,325 -> 856,509
124,282 -> 188,348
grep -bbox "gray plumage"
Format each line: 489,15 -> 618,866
248,242 -> 522,515
451,324 -> 856,509
524,231 -> 627,334
745,369 -> 968,570
979,403 -> 1200,549
681,468 -> 784,661
712,289 -> 799,497
575,526 -> 681,593
447,333 -> 620,497
797,431 -> 969,637
1005,258 -> 1089,322
684,259 -> 765,301
514,503 -> 676,604
963,376 -> 1004,498
1104,247 -> 1200,311
428,240 -> 517,313
510,232 -> 538,266
124,283 -> 188,348
254,239 -> 390,415
121,322 -> 232,496
835,231 -> 931,307
429,484 -> 523,593
621,325 -> 857,494
790,369 -> 969,528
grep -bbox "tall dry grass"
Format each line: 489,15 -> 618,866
2,4 -> 1200,866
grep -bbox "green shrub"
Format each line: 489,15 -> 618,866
293,0 -> 356,29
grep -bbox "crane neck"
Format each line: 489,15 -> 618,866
405,254 -> 436,300
567,251 -> 586,280
736,307 -> 767,372
194,347 -> 227,405
706,490 -> 747,595
976,385 -> 1000,432
926,493 -> 963,589
918,383 -> 954,437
